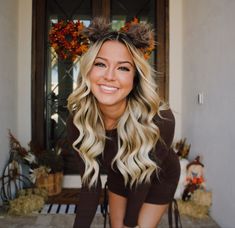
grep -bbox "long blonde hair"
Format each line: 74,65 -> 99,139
67,34 -> 163,187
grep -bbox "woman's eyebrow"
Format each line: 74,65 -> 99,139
95,56 -> 106,61
95,57 -> 134,67
117,61 -> 134,67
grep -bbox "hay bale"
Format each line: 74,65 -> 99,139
191,189 -> 212,207
8,194 -> 44,215
177,199 -> 210,219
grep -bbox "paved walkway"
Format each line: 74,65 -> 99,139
0,212 -> 220,228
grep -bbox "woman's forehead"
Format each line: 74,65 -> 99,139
96,40 -> 134,64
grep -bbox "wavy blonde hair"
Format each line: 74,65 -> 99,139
67,34 -> 165,188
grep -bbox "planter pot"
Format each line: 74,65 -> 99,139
36,172 -> 63,196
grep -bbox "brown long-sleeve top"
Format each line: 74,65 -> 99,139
67,109 -> 180,227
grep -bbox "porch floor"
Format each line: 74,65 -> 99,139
0,211 -> 220,228
0,188 -> 220,227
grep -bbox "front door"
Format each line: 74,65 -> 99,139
32,0 -> 169,174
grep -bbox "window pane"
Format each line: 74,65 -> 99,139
111,0 -> 155,25
46,0 -> 92,151
111,0 -> 156,63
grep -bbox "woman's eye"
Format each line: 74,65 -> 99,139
94,62 -> 105,67
118,66 -> 130,72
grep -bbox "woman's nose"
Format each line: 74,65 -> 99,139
104,68 -> 115,80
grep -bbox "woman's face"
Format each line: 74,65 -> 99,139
88,40 -> 135,110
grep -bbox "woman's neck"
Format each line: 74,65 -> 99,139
99,101 -> 127,130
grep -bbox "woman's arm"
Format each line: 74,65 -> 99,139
67,115 -> 101,228
73,182 -> 101,228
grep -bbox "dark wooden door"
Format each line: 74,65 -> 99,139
32,0 -> 169,174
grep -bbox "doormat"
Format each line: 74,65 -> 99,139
39,204 -> 105,215
39,204 -> 77,214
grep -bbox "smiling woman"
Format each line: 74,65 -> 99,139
67,17 -> 180,228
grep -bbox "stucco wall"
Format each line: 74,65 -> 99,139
17,0 -> 32,147
169,0 -> 183,141
181,0 -> 235,227
0,0 -> 18,178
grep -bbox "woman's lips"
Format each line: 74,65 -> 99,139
100,85 -> 118,93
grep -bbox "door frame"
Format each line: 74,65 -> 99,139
31,0 -> 169,149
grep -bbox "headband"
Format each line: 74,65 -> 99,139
49,17 -> 155,61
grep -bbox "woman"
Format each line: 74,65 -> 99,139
67,18 -> 180,228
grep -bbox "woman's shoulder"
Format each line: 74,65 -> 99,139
154,107 -> 175,148
154,107 -> 175,124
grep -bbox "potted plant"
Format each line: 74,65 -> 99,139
28,144 -> 64,196
9,131 -> 64,196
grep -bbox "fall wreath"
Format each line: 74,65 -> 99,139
49,20 -> 89,61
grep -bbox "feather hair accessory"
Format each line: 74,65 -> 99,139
85,17 -> 155,59
120,17 -> 155,59
49,17 -> 155,61
82,17 -> 111,42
